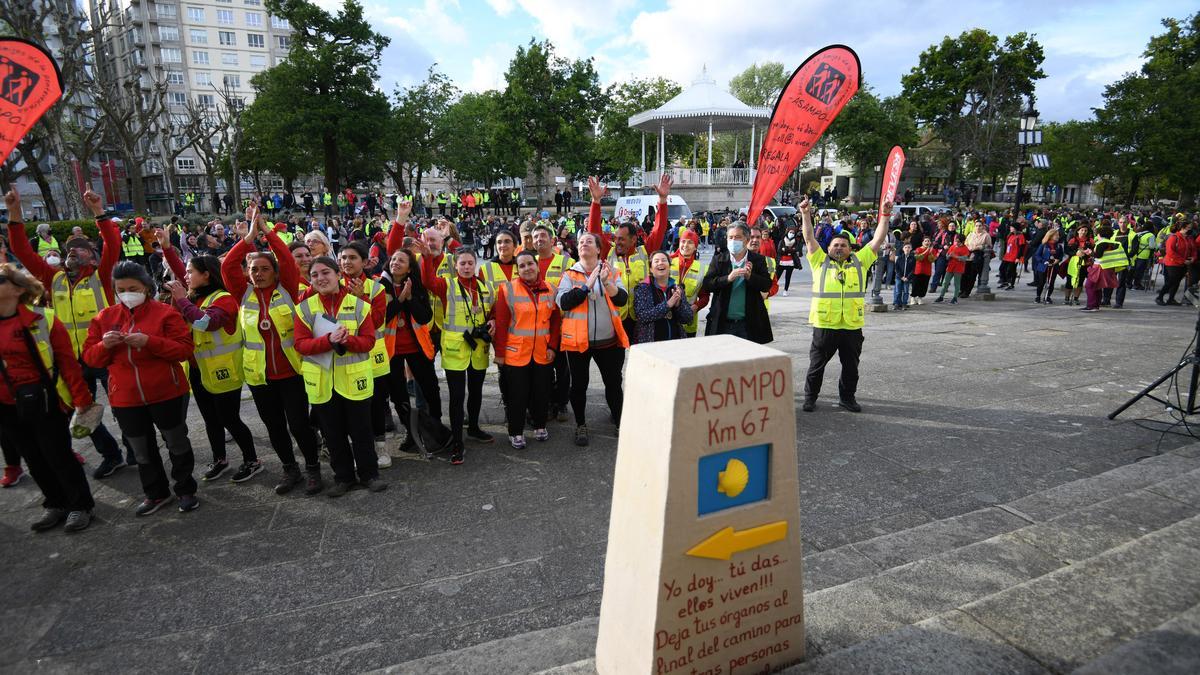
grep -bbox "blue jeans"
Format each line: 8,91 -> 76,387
929,256 -> 948,291
892,280 -> 911,306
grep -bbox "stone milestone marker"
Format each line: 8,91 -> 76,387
596,335 -> 804,675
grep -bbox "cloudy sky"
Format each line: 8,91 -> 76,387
329,0 -> 1192,122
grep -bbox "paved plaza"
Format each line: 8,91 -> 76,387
1,261 -> 1197,673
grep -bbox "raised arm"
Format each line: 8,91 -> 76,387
386,199 -> 412,257
798,197 -> 819,255
644,174 -> 674,253
3,189 -> 53,286
867,200 -> 893,253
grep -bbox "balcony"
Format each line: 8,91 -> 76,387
640,167 -> 756,187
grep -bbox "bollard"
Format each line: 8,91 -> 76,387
975,248 -> 996,300
867,253 -> 888,312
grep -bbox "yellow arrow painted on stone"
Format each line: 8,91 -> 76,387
686,521 -> 789,560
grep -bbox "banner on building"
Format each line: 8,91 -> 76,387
0,38 -> 63,163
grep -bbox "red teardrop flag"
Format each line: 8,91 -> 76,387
877,145 -> 906,227
746,45 -> 860,226
0,38 -> 63,164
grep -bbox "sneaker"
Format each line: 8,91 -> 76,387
304,468 -> 324,495
1034,297 -> 1041,303
363,477 -> 388,493
202,460 -> 230,481
950,299 -> 957,304
1044,298 -> 1053,304
1,466 -> 24,488
92,457 -> 126,479
375,439 -> 393,469
802,399 -> 816,413
574,425 -> 589,447
466,427 -> 494,443
134,497 -> 169,517
274,465 -> 304,495
64,510 -> 92,533
178,494 -> 200,512
30,508 -> 67,532
533,428 -> 549,442
782,290 -> 789,297
230,460 -> 264,483
74,451 -> 86,465
326,481 -> 353,498
450,445 -> 465,465
509,435 -> 527,449
934,297 -> 944,303
1167,300 -> 1182,306
838,399 -> 863,413
397,435 -> 419,456
1081,307 -> 1099,312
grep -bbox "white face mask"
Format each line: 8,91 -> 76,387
45,255 -> 61,267
118,292 -> 146,309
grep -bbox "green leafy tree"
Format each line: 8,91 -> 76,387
593,77 -> 686,193
386,67 -> 458,195
1094,73 -> 1157,206
728,62 -> 789,107
826,86 -> 919,203
262,0 -> 390,193
438,91 -> 527,189
1026,120 -> 1103,205
240,69 -> 319,194
500,39 -> 601,205
902,29 -> 1045,182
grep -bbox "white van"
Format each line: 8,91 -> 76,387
612,195 -> 693,224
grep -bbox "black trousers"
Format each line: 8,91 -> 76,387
503,362 -> 552,436
249,375 -> 320,469
567,347 -> 625,426
1160,265 -> 1187,302
779,266 -> 796,291
999,261 -> 1018,286
315,392 -> 377,484
0,403 -> 94,511
113,395 -> 196,500
190,363 -> 256,464
1,422 -> 19,467
804,328 -> 864,402
551,349 -> 570,408
382,350 -> 444,441
371,374 -> 392,439
445,366 -> 486,442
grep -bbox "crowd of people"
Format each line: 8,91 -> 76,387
3,173 -> 1196,534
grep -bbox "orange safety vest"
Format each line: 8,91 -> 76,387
383,304 -> 436,360
558,268 -> 629,352
497,279 -> 558,366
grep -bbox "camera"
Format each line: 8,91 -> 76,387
462,325 -> 492,350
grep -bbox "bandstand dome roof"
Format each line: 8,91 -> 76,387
628,67 -> 771,134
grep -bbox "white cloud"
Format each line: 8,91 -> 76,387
464,44 -> 516,92
486,0 -> 515,16
510,0 -> 636,59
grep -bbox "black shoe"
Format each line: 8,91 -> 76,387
450,445 -> 465,465
838,399 -> 863,413
1026,281 -> 1037,286
230,460 -> 264,483
363,477 -> 388,493
1044,298 -> 1053,304
178,494 -> 200,512
1156,297 -> 1167,306
466,427 -> 494,443
326,481 -> 353,498
574,425 -> 589,447
30,508 -> 67,532
397,435 -> 419,455
64,510 -> 92,533
92,457 -> 126,479
383,416 -> 396,433
934,297 -> 944,303
802,399 -> 816,412
1033,297 -> 1041,303
1167,300 -> 1182,306
304,468 -> 324,495
274,465 -> 304,495
202,460 -> 230,481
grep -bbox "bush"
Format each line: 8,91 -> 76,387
44,219 -> 99,243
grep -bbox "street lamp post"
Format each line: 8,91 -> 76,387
868,162 -> 887,312
872,164 -> 882,207
1013,97 -> 1041,219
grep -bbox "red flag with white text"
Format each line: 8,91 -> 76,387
877,146 -> 906,228
746,45 -> 860,226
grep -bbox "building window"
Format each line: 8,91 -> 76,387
156,3 -> 178,19
196,94 -> 215,108
168,92 -> 187,107
161,47 -> 182,63
189,29 -> 207,44
131,49 -> 145,66
186,6 -> 204,22
191,50 -> 209,65
249,54 -> 266,69
245,0 -> 261,5
219,30 -> 236,46
216,0 -> 231,3
223,74 -> 240,89
276,35 -> 290,50
217,9 -> 234,24
245,11 -> 263,27
270,15 -> 289,29
158,25 -> 179,41
166,71 -> 185,85
247,33 -> 264,48
222,51 -> 238,65
195,71 -> 211,86
177,158 -> 197,172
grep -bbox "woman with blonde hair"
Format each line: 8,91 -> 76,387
0,262 -> 97,531
304,229 -> 333,259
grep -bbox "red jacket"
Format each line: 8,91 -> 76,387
7,219 -> 121,304
293,287 -> 377,356
0,306 -> 93,408
588,200 -> 668,260
1002,233 -> 1026,263
1164,232 -> 1192,267
220,234 -> 303,380
82,299 -> 194,407
946,244 -> 971,275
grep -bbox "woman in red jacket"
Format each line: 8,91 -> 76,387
0,263 -> 96,532
83,261 -> 197,515
163,243 -> 261,483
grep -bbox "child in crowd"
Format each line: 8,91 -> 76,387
935,233 -> 970,304
891,241 -> 916,310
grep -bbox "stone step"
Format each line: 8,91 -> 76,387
369,617 -> 597,675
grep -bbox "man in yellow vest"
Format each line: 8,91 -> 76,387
1130,220 -> 1156,290
33,223 -> 60,255
121,222 -> 146,266
799,196 -> 892,413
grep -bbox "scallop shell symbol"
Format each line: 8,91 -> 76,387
717,458 -> 750,498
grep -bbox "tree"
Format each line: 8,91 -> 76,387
826,86 -> 919,203
263,0 -> 390,194
385,67 -> 457,195
240,70 -> 316,199
438,91 -> 527,190
728,62 -> 788,107
501,39 -> 601,205
901,29 -> 1045,183
1026,121 -> 1103,205
1094,73 -> 1156,206
593,77 -> 685,193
